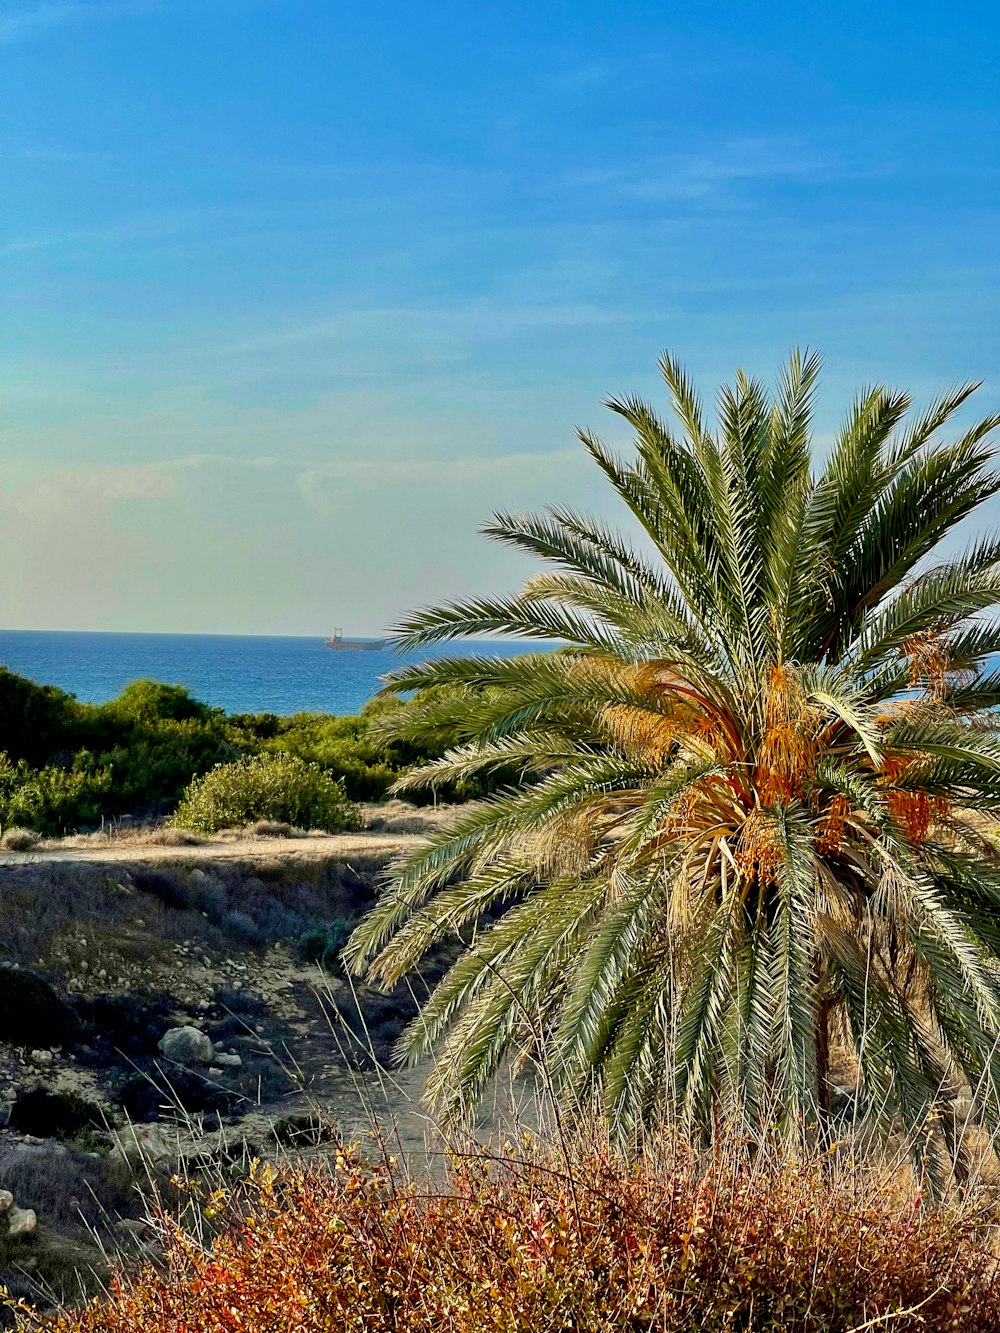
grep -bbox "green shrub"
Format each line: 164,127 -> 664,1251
97,719 -> 237,813
106,678 -> 215,724
0,753 -> 113,836
0,673 -> 235,825
172,753 -> 362,834
0,666 -> 502,835
0,668 -> 81,768
247,711 -> 399,801
297,919 -> 352,972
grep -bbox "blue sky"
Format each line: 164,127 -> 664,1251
1,0 -> 998,633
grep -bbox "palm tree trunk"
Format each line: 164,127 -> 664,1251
816,1000 -> 832,1122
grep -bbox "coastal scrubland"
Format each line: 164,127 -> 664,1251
0,668 -> 486,840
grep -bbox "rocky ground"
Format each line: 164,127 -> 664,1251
0,806 -> 462,1321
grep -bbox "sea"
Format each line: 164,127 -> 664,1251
0,629 -> 535,718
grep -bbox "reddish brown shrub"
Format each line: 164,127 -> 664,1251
13,1134 -> 1000,1332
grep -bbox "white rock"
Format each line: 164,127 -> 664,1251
0,1190 -> 12,1212
29,1049 -> 53,1065
158,1026 -> 214,1065
111,1123 -> 180,1167
7,1206 -> 36,1238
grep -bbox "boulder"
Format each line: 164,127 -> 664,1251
157,1026 -> 213,1066
5,1205 -> 37,1238
111,1123 -> 181,1168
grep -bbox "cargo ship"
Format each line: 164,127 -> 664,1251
324,628 -> 387,652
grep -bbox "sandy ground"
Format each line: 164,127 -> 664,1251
0,828 -> 425,867
0,800 -> 456,866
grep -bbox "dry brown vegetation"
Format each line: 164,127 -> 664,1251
13,1127 -> 1000,1333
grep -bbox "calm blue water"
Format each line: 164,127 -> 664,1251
0,630 -> 535,717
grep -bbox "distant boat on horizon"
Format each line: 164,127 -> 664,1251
324,628 -> 387,652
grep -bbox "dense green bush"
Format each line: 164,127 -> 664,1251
96,720 -> 239,812
0,672 -> 233,828
233,709 -> 402,799
172,753 -> 363,834
0,668 -> 80,769
0,754 -> 113,836
297,918 -> 353,972
107,678 -> 215,724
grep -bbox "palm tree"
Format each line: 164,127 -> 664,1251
345,350 -> 1000,1151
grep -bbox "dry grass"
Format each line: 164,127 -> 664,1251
360,799 -> 456,835
16,801 -> 456,854
245,820 -> 302,839
0,829 -> 40,852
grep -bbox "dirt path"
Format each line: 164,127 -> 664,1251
0,829 -> 425,867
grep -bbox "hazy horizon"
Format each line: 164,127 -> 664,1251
3,0 -> 998,636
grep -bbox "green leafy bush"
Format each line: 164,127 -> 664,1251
0,668 -> 80,769
230,710 -> 398,801
0,753 -> 113,836
97,719 -> 238,813
297,919 -> 353,972
0,673 -> 234,827
172,753 -> 362,834
106,678 -> 215,724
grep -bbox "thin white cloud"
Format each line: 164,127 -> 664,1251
1,204 -> 285,255
0,1 -> 158,43
1,448 -> 590,526
0,445 -> 607,633
295,449 -> 580,515
560,137 -> 841,206
214,300 -> 642,359
4,462 -> 177,522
